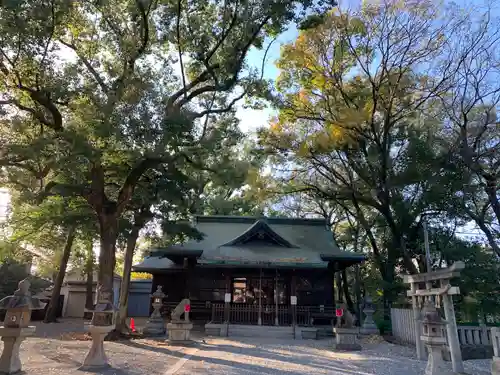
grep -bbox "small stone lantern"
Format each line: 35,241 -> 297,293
143,286 -> 166,336
81,286 -> 117,370
420,300 -> 452,375
0,279 -> 45,374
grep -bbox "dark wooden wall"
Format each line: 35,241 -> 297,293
152,267 -> 334,307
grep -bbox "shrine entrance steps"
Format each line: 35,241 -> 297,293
205,323 -> 335,339
229,324 -> 294,339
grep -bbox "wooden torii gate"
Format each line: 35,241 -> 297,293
403,261 -> 465,374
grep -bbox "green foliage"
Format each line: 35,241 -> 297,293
257,0 -> 500,316
0,0 -> 330,296
0,259 -> 49,299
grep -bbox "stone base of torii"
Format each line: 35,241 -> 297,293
403,261 -> 465,374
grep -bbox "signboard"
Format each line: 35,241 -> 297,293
184,304 -> 191,313
335,308 -> 344,317
224,293 -> 231,303
290,296 -> 297,305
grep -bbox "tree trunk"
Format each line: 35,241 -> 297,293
475,218 -> 500,258
94,213 -> 118,317
84,239 -> 94,319
485,179 -> 500,227
44,225 -> 77,323
115,224 -> 141,333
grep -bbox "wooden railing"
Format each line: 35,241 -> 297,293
457,325 -> 492,346
391,307 -> 497,347
211,303 -> 225,323
210,303 -> 335,326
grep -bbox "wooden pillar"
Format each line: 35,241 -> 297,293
224,273 -> 231,323
336,271 -> 343,303
331,267 -> 336,307
258,269 -> 262,325
411,282 -> 425,360
274,269 -> 279,326
291,273 -> 297,335
354,264 -> 362,325
441,279 -> 464,373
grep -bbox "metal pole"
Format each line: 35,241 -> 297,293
423,220 -> 431,272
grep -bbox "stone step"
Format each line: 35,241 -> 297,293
228,325 -> 294,338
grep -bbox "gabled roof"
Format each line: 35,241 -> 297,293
133,215 -> 365,272
221,219 -> 297,248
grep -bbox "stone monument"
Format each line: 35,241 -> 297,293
360,295 -> 378,335
420,300 -> 453,375
81,285 -> 117,370
492,327 -> 500,375
166,298 -> 193,344
332,304 -> 361,351
143,286 -> 166,336
0,279 -> 45,374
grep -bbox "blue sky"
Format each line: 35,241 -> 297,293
236,0 -> 500,133
236,25 -> 298,134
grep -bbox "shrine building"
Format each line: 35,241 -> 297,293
133,215 -> 365,334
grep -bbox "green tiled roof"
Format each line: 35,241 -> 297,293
133,215 -> 365,271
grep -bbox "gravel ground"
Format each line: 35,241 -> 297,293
0,337 -> 193,375
175,336 -> 493,375
0,320 -> 494,375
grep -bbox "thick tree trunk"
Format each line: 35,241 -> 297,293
44,225 -> 76,323
115,224 -> 141,333
84,240 -> 94,319
94,213 -> 118,316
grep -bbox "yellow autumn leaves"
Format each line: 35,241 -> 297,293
267,11 -> 374,157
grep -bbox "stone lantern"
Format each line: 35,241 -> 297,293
360,295 -> 378,335
420,300 -> 452,375
0,278 -> 45,374
81,286 -> 117,370
143,286 -> 166,336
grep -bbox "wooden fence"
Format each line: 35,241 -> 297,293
391,308 -> 494,347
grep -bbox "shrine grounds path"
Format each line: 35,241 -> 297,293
0,319 -> 492,375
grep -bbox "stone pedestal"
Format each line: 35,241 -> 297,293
360,296 -> 379,335
81,325 -> 115,370
143,317 -> 166,336
421,335 -> 453,375
143,286 -> 166,336
360,310 -> 378,335
333,327 -> 361,351
0,326 -> 36,374
167,321 -> 193,344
